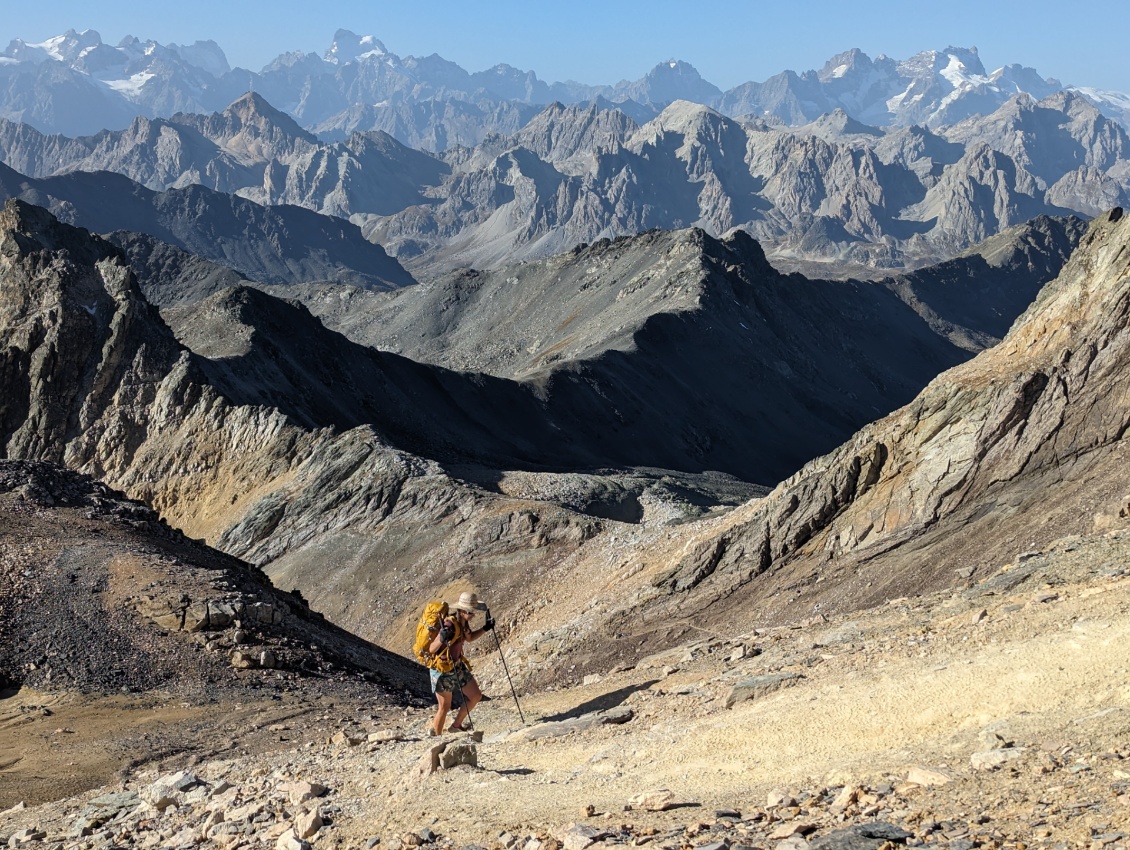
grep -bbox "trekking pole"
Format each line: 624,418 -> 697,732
493,629 -> 525,725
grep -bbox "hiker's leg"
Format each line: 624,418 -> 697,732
451,676 -> 482,730
432,689 -> 452,736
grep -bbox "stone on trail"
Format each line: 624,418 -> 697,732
829,785 -> 859,813
971,747 -> 1027,770
0,803 -> 26,817
286,780 -> 328,805
68,791 -> 141,836
510,707 -> 634,741
140,770 -> 203,811
776,837 -> 809,850
627,789 -> 675,812
770,822 -> 816,840
415,742 -> 448,778
440,741 -> 478,769
230,649 -> 258,669
725,672 -> 804,708
696,842 -> 728,850
557,824 -> 609,850
766,788 -> 797,808
368,729 -> 404,744
276,828 -> 313,850
808,822 -> 913,850
905,766 -> 955,786
331,729 -> 365,747
295,809 -> 323,840
7,828 -> 47,846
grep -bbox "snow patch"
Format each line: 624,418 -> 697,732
938,54 -> 990,92
33,35 -> 69,61
831,64 -> 850,79
1071,86 -> 1130,109
104,72 -> 155,98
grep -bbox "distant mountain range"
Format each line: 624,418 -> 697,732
1,88 -> 1122,274
2,29 -> 1127,144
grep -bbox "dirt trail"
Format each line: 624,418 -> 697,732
2,531 -> 1128,847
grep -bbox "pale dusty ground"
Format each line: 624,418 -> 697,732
2,530 -> 1128,847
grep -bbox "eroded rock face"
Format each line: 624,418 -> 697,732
650,207 -> 1130,621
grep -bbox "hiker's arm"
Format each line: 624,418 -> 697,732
429,618 -> 456,653
467,611 -> 495,641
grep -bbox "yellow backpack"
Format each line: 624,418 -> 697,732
413,600 -> 459,672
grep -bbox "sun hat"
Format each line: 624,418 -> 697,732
451,591 -> 487,613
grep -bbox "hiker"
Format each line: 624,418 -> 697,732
426,591 -> 494,735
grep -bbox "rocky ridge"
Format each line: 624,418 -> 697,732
0,160 -> 414,291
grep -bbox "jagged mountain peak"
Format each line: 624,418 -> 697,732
900,45 -> 986,78
165,39 -> 231,77
324,29 -> 390,65
800,107 -> 884,138
221,91 -> 313,134
3,28 -> 104,64
0,197 -> 122,271
617,60 -> 723,108
817,47 -> 879,82
647,99 -> 731,132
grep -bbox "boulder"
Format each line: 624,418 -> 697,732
295,810 -> 323,840
809,822 -> 912,850
440,741 -> 478,769
725,672 -> 804,708
275,829 -> 312,850
627,789 -> 674,812
230,649 -> 258,669
971,747 -> 1027,770
906,766 -> 956,786
286,781 -> 328,805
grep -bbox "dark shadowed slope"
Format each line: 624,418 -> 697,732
0,161 -> 414,290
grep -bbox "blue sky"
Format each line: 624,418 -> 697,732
4,0 -> 1127,92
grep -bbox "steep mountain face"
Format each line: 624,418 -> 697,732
105,231 -> 251,307
0,161 -> 415,289
878,214 -> 1087,350
620,207 -> 1130,644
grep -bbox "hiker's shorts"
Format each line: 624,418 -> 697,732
430,664 -> 472,694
